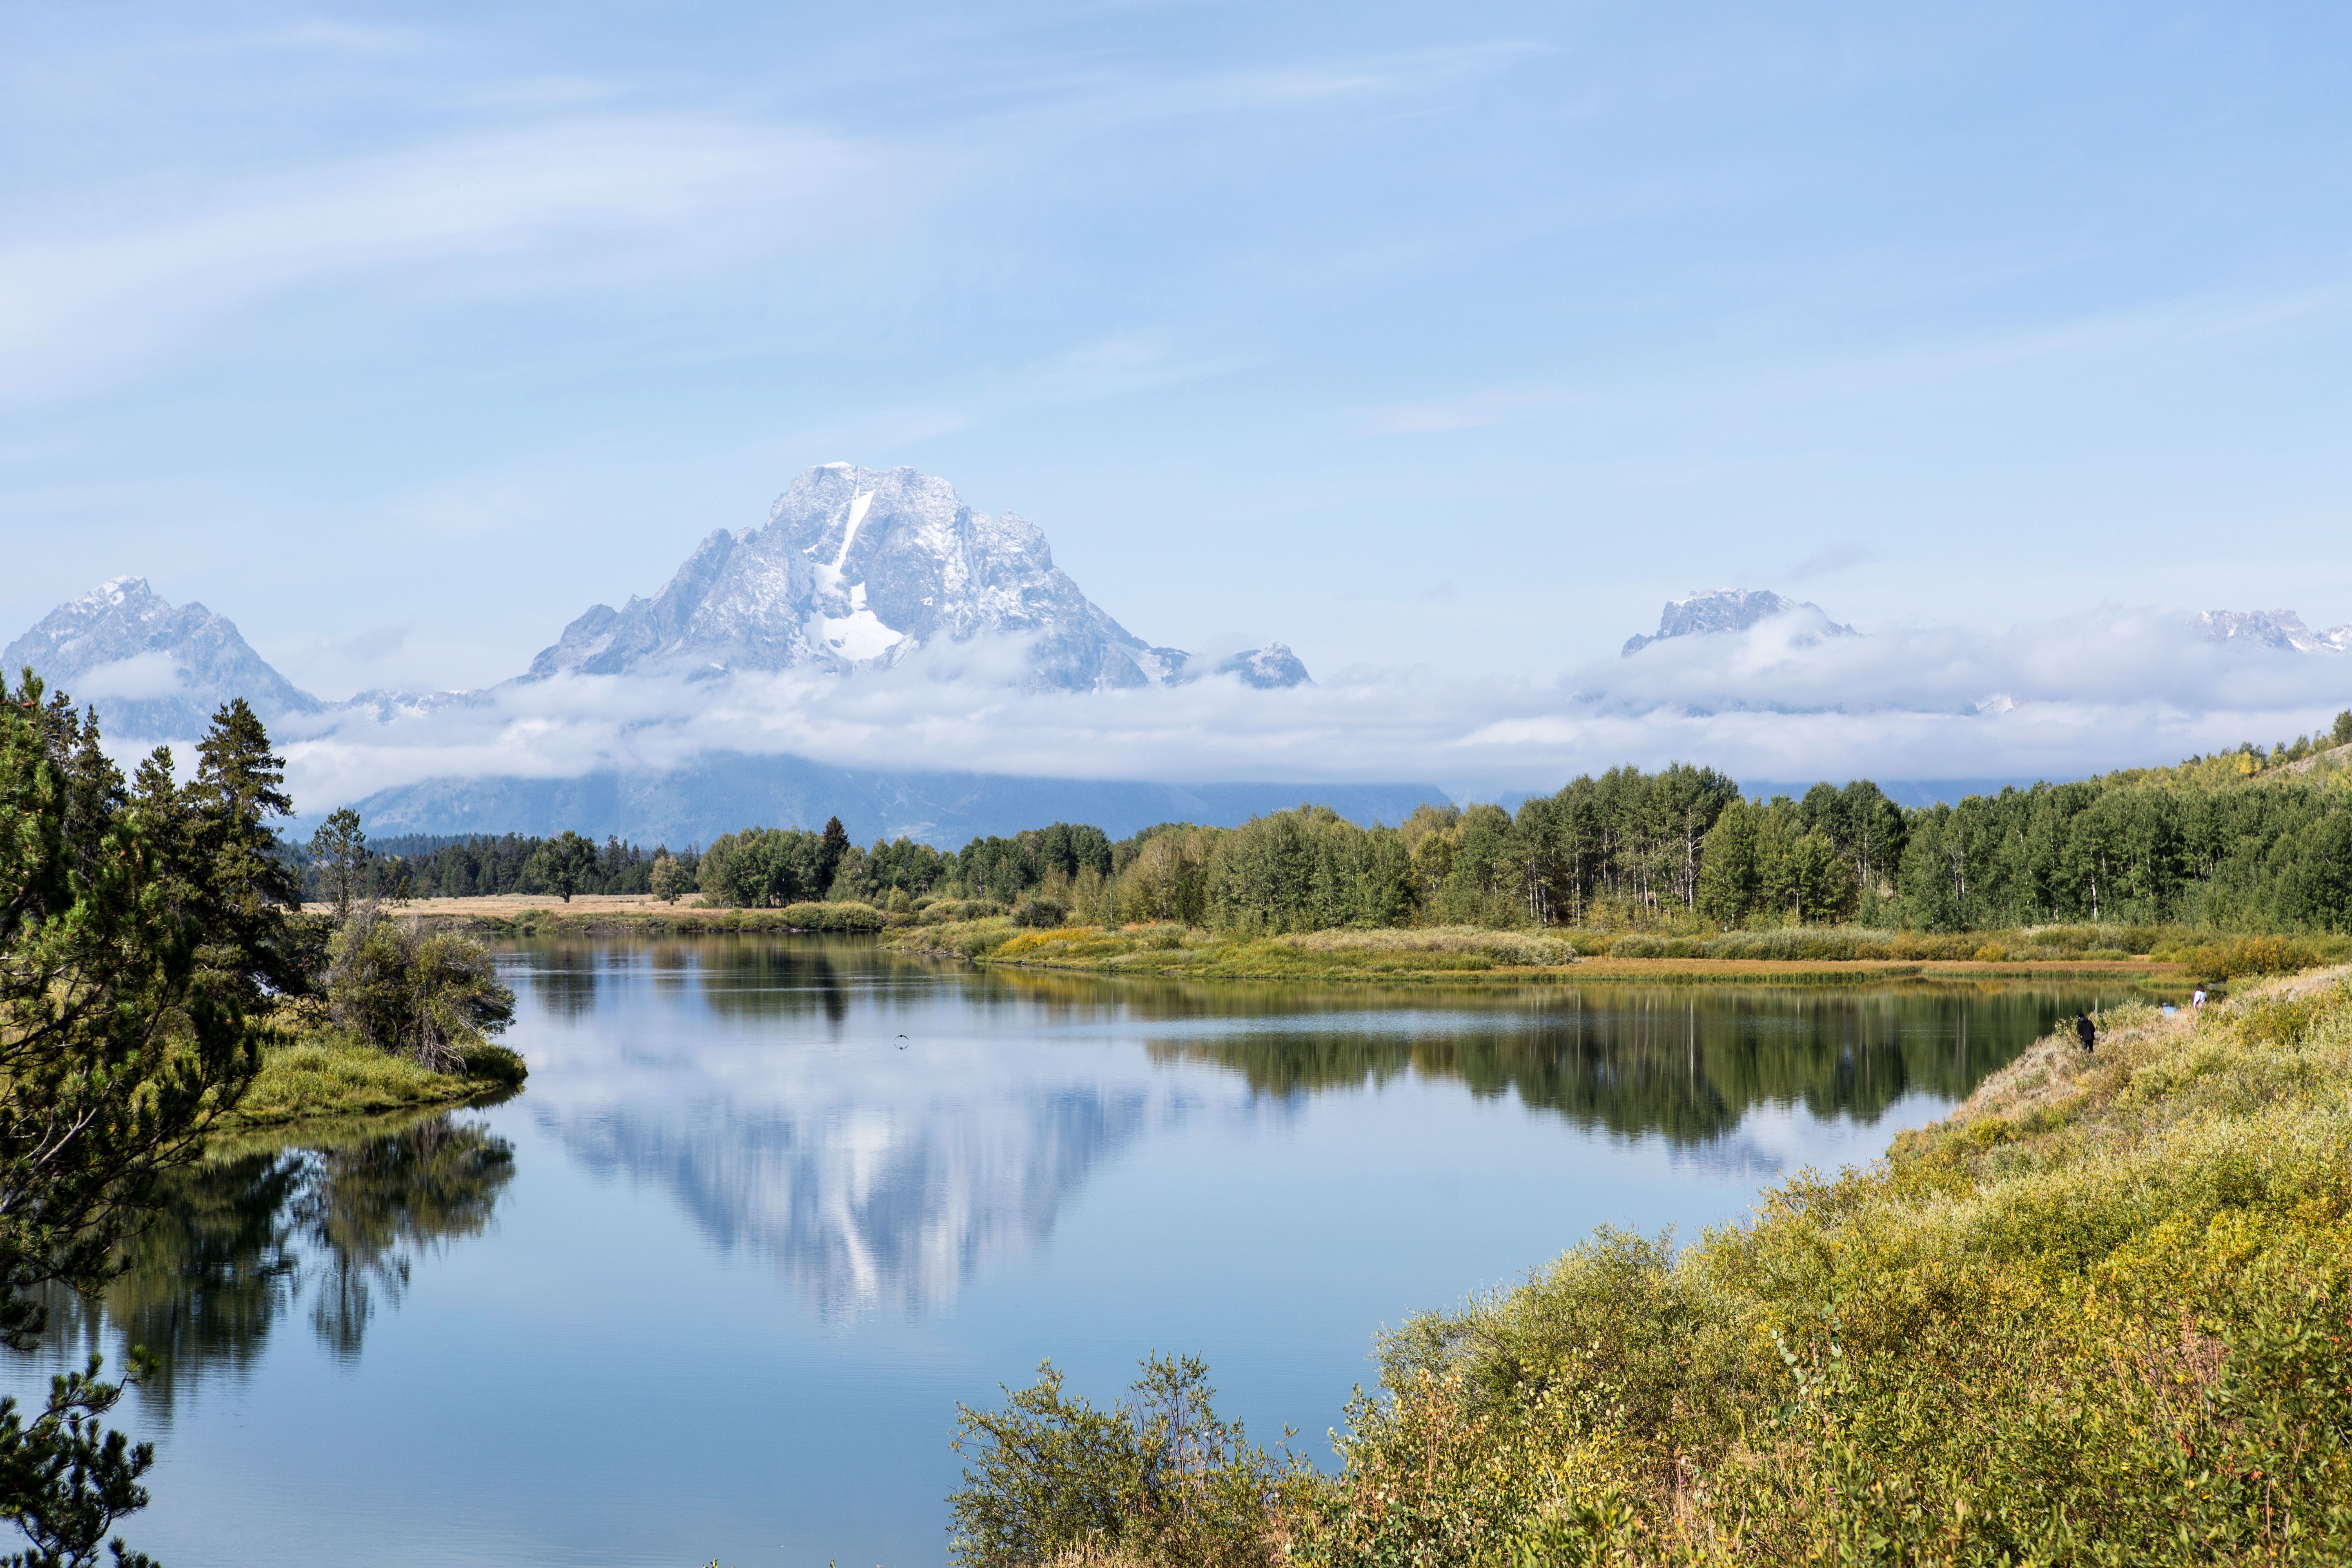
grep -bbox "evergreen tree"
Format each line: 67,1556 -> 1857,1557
310,807 -> 371,920
819,815 -> 851,891
0,673 -> 277,1564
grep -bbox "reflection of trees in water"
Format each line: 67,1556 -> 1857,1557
35,1115 -> 514,1411
1144,987 -> 2122,1146
519,937 -> 870,1025
686,940 -> 858,1024
521,941 -> 605,1018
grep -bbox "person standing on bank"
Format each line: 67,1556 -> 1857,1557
2076,1012 -> 2097,1053
2192,985 -> 2208,1021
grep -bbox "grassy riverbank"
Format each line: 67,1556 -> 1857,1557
385,893 -> 891,938
956,968 -> 2352,1566
892,918 -> 2196,987
220,1025 -> 524,1131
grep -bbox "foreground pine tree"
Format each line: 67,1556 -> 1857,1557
1,675 -> 293,1566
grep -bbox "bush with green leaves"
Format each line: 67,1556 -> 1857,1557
949,1355 -> 1308,1568
778,900 -> 888,932
324,911 -> 516,1073
1009,896 -> 1070,929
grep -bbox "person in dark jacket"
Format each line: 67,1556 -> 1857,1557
2075,1012 -> 2096,1053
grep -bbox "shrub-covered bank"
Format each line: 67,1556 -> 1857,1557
950,967 -> 2352,1566
891,918 -> 2334,986
417,899 -> 893,938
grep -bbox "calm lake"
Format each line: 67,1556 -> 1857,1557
11,938 -> 2134,1568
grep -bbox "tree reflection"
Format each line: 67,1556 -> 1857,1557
36,1114 -> 514,1410
1138,985 -> 2122,1145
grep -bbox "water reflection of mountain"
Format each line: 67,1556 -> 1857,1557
510,940 -> 2115,1321
32,1114 -> 514,1412
519,937 -> 1178,1320
542,1086 -> 1160,1320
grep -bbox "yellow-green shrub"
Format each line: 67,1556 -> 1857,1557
1271,976 -> 2352,1564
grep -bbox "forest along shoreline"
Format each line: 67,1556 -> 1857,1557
324,720 -> 2352,999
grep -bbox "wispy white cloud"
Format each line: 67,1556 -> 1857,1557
1788,541 -> 1876,579
0,117 -> 875,403
257,19 -> 440,58
72,653 -> 185,702
780,331 -> 1251,451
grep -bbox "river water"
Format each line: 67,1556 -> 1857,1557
9,938 -> 2131,1567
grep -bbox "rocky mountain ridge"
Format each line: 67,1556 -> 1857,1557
7,466 -> 1312,738
1620,591 -> 2352,660
2196,609 -> 2352,652
0,576 -> 321,737
1621,588 -> 1858,656
530,464 -> 1297,692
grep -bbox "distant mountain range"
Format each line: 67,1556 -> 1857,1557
350,758 -> 1439,854
2,468 -> 1409,846
1616,588 -> 2352,660
2194,609 -> 2352,653
15,493 -> 2352,845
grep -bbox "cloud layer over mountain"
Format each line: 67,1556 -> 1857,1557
270,606 -> 2352,812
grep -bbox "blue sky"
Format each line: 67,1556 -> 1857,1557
6,2 -> 2352,715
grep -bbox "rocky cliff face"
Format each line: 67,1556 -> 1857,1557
1621,588 -> 1858,657
528,464 -> 1302,691
0,576 -> 321,737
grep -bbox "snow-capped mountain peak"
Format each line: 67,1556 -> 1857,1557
529,464 -> 1308,691
1621,588 -> 1857,657
0,576 -> 320,737
2198,609 -> 2352,653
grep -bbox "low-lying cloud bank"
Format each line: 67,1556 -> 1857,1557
196,604 -> 2352,815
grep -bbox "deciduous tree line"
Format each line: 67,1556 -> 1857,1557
639,751 -> 2352,935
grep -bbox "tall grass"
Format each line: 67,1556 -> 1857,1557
223,1027 -> 520,1128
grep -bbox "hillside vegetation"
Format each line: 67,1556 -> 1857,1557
950,969 -> 2352,1566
